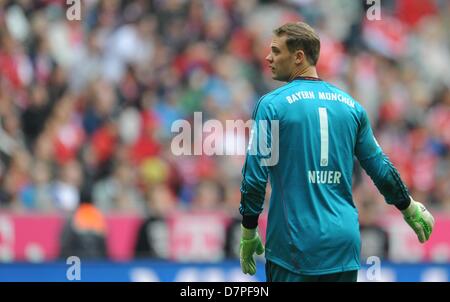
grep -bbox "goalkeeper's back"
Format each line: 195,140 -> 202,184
241,77 -> 383,274
266,77 -> 367,274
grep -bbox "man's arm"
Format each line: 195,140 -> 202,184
240,97 -> 276,224
239,97 -> 276,275
355,108 -> 434,243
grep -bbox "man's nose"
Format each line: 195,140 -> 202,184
265,54 -> 272,62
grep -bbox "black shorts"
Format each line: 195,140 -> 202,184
265,260 -> 358,282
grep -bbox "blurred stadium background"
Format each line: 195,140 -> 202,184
0,0 -> 449,282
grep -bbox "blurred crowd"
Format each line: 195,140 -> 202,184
0,0 -> 449,229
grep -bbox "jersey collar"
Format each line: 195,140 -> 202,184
291,76 -> 322,82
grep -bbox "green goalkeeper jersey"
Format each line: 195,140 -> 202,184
240,77 -> 410,275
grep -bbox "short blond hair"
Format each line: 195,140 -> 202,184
273,22 -> 321,66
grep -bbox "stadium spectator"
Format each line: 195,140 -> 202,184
134,183 -> 177,259
59,191 -> 108,259
93,161 -> 145,214
359,199 -> 390,260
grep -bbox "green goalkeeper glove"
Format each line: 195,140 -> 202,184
240,225 -> 264,275
402,198 -> 435,243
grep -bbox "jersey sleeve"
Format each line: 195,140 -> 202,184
355,108 -> 410,210
239,96 -> 277,227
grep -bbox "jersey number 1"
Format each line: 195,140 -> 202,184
318,107 -> 329,167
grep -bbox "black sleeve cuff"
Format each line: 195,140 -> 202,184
395,198 -> 411,211
242,215 -> 259,229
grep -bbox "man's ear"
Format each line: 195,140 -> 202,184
295,50 -> 305,65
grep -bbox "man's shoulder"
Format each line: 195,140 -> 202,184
264,82 -> 298,98
257,82 -> 298,106
251,85 -> 295,118
322,81 -> 363,108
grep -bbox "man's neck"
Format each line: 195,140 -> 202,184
288,65 -> 319,81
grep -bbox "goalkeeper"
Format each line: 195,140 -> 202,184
239,22 -> 435,282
